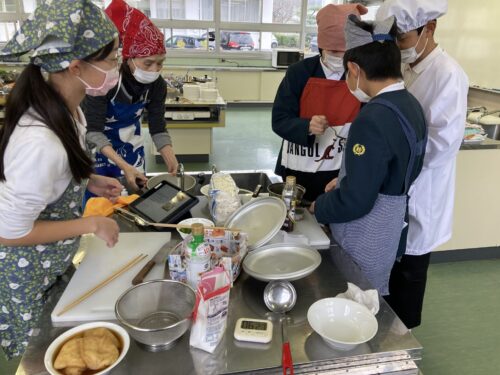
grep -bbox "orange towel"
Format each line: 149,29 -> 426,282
83,195 -> 140,217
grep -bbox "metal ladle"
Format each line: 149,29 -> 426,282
264,280 -> 297,375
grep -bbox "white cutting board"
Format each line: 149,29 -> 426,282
191,195 -> 330,250
268,209 -> 331,250
51,232 -> 171,325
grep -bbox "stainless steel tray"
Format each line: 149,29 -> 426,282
243,243 -> 322,281
224,197 -> 286,249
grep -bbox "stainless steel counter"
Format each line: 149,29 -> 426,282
17,238 -> 421,374
460,137 -> 500,150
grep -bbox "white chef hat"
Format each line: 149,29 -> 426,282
376,0 -> 447,34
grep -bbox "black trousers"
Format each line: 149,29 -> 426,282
384,252 -> 431,329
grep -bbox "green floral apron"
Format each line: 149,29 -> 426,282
0,180 -> 83,359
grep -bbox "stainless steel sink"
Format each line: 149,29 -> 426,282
195,170 -> 281,192
482,124 -> 500,140
147,170 -> 282,196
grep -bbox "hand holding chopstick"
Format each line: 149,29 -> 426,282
56,253 -> 147,316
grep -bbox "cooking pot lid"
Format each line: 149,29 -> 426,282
224,197 -> 286,250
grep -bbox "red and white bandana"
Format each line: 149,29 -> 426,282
105,0 -> 166,58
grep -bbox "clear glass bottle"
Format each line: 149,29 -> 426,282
281,176 -> 297,232
281,176 -> 296,209
186,223 -> 211,289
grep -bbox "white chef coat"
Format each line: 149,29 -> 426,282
403,47 -> 469,255
0,107 -> 87,239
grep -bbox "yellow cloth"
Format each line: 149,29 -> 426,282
83,195 -> 140,217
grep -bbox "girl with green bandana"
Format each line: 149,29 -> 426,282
0,0 -> 122,359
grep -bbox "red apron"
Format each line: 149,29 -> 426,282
281,77 -> 360,172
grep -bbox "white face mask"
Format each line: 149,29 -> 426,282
77,62 -> 119,97
346,65 -> 371,103
131,59 -> 161,84
322,53 -> 344,73
400,28 -> 428,64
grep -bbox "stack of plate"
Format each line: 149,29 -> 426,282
182,84 -> 200,101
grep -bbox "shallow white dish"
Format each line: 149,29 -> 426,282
177,217 -> 215,239
44,321 -> 130,375
307,297 -> 378,351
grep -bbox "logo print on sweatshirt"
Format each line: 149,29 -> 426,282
352,144 -> 366,156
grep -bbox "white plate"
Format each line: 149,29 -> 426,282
243,243 -> 321,281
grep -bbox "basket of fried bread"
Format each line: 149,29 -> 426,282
44,322 -> 130,375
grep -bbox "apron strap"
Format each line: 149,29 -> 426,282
111,73 -> 123,103
369,98 -> 428,193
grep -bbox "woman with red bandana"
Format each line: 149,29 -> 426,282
83,0 -> 178,194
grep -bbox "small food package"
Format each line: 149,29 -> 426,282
168,228 -> 248,285
190,266 -> 231,353
208,172 -> 241,225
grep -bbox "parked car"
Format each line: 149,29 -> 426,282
221,31 -> 254,50
271,35 -> 278,49
165,35 -> 200,49
199,31 -> 215,51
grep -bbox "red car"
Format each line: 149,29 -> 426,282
221,32 -> 254,50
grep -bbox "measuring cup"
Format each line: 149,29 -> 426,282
264,280 -> 297,375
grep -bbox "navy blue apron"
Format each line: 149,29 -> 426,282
330,97 -> 427,295
84,78 -> 149,206
94,81 -> 148,177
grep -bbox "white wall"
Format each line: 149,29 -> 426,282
436,0 -> 500,89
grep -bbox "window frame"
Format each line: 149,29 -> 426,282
0,0 -> 343,60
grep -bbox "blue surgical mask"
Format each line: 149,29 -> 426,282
347,65 -> 371,103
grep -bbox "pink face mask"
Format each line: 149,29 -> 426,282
77,62 -> 119,96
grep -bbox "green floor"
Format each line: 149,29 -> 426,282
145,105 -> 282,173
3,105 -> 500,374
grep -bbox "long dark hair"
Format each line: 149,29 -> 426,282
0,40 -> 115,182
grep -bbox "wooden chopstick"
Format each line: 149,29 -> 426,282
56,253 -> 148,316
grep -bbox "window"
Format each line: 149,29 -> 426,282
221,0 -> 259,23
0,0 -> 16,13
264,0 -> 302,24
0,22 -> 16,42
0,1 -> 364,59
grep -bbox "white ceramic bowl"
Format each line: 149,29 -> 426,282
307,297 -> 378,351
44,321 -> 130,375
177,217 -> 215,239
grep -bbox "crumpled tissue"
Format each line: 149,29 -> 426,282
336,282 -> 379,315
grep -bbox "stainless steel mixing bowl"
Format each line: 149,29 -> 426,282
115,280 -> 196,352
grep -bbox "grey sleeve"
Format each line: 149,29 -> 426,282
86,131 -> 112,152
147,78 -> 173,151
151,132 -> 172,152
